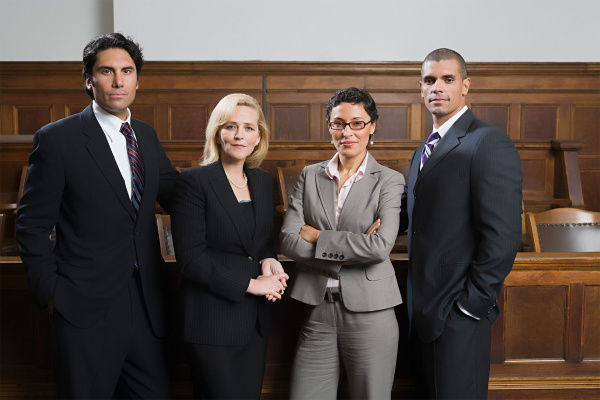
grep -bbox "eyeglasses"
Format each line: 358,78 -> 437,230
328,120 -> 372,131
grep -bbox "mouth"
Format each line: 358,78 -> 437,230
110,93 -> 127,98
430,98 -> 448,103
232,144 -> 246,148
340,141 -> 357,146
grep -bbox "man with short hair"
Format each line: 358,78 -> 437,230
400,48 -> 522,399
17,33 -> 178,398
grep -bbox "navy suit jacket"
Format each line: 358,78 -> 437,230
400,109 -> 522,343
17,104 -> 179,336
171,160 -> 277,346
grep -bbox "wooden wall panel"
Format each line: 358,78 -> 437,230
583,285 -> 600,360
1,61 -> 599,212
270,105 -> 309,141
376,105 -> 408,140
169,106 -> 206,140
14,105 -> 52,135
505,286 -> 567,360
471,104 -> 509,133
521,106 -> 558,140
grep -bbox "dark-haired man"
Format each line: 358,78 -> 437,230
17,33 -> 178,398
400,48 -> 522,399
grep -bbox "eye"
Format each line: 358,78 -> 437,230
245,126 -> 255,131
446,78 -> 454,83
101,68 -> 112,74
224,124 -> 236,130
330,122 -> 344,129
123,68 -> 134,74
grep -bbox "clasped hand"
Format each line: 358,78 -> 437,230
246,258 -> 289,302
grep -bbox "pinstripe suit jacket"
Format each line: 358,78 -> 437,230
280,153 -> 403,312
171,160 -> 276,346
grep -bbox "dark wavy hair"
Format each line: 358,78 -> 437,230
325,87 -> 379,127
82,33 -> 144,99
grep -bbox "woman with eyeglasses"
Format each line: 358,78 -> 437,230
280,87 -> 404,399
171,93 -> 288,399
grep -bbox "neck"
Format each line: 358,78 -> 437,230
338,151 -> 367,176
221,158 -> 245,180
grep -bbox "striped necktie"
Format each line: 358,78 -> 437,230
420,131 -> 441,169
120,122 -> 145,217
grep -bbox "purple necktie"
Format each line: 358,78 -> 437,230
420,131 -> 441,168
120,122 -> 145,217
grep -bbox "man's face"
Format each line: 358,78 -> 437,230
420,59 -> 470,128
86,48 -> 138,120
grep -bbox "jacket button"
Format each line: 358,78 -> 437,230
333,254 -> 338,259
248,256 -> 253,261
322,252 -> 327,257
339,255 -> 345,261
413,231 -> 418,236
328,253 -> 333,258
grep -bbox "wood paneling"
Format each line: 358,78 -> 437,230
1,62 -> 598,211
1,253 -> 599,399
522,106 -> 558,140
505,286 -> 567,360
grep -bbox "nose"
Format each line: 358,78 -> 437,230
113,72 -> 124,88
342,124 -> 352,136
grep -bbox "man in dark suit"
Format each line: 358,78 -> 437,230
16,33 -> 179,398
400,48 -> 523,399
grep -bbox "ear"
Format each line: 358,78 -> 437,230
462,77 -> 471,96
255,136 -> 260,146
419,80 -> 425,98
370,121 -> 376,134
85,76 -> 93,90
136,80 -> 139,90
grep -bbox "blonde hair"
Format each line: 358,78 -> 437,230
201,93 -> 270,169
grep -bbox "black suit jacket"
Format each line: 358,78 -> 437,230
171,161 -> 277,346
400,109 -> 522,343
17,104 -> 179,336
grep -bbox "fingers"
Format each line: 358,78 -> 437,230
365,219 -> 381,235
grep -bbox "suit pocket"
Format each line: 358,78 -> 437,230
365,262 -> 395,281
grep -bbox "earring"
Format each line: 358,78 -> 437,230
369,134 -> 374,145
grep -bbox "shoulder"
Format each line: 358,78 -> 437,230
368,156 -> 405,184
303,160 -> 328,175
36,110 -> 84,138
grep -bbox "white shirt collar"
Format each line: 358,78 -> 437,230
325,151 -> 369,181
434,105 -> 468,138
92,100 -> 132,142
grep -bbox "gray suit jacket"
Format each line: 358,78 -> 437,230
280,153 -> 403,312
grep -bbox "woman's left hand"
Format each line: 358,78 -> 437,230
300,225 -> 321,244
261,258 -> 288,301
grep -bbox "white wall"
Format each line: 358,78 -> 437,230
1,0 -> 599,62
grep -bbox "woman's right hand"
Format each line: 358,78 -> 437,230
247,273 -> 289,302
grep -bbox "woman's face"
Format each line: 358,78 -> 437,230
219,105 -> 260,165
329,102 -> 375,161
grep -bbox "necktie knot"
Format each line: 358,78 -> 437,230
120,122 -> 133,138
421,131 -> 440,168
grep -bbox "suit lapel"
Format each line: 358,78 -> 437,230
417,109 -> 474,183
247,166 -> 263,246
81,105 -> 136,221
337,153 -> 379,229
208,161 -> 254,254
314,163 -> 336,230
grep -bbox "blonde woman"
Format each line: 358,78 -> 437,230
172,94 -> 288,399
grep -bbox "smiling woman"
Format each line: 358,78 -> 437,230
170,93 -> 288,399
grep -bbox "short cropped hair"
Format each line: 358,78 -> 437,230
422,48 -> 468,80
82,33 -> 144,99
325,87 -> 379,127
202,94 -> 270,169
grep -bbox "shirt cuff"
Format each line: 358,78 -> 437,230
457,301 -> 480,320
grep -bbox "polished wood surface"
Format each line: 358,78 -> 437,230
1,61 -> 599,211
1,253 -> 599,399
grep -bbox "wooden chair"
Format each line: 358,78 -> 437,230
525,208 -> 600,252
0,213 -> 6,251
155,214 -> 175,258
276,165 -> 305,215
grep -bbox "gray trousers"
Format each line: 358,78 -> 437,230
290,301 -> 399,400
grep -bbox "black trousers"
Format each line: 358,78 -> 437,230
186,327 -> 268,400
51,274 -> 170,399
413,303 -> 492,400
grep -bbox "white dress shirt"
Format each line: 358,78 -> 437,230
92,101 -> 135,197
